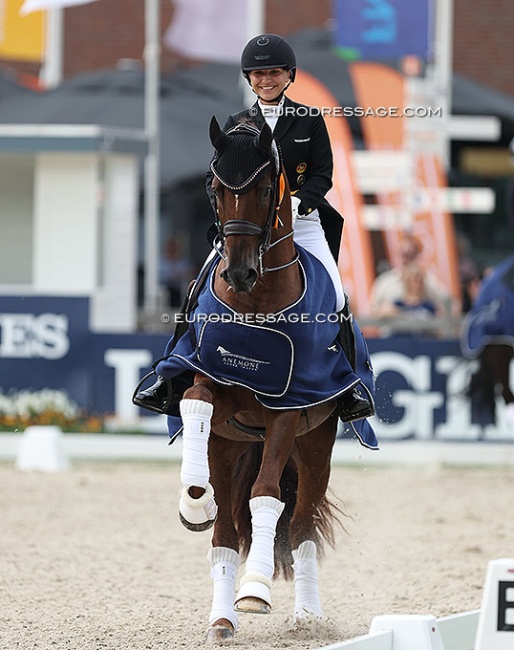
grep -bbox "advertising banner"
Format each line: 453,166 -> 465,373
1,296 -> 513,441
0,0 -> 44,61
333,0 -> 433,62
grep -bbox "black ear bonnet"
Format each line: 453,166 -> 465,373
209,118 -> 282,193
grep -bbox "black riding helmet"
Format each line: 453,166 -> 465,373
241,34 -> 297,83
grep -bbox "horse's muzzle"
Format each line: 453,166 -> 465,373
220,265 -> 258,293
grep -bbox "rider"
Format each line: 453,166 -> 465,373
209,33 -> 345,310
135,34 -> 373,423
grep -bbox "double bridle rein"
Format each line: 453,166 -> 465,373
210,122 -> 299,276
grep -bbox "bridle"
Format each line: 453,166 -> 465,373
210,122 -> 298,276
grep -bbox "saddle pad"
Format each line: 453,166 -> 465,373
196,319 -> 294,397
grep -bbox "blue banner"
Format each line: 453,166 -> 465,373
332,0 -> 433,62
0,296 -> 92,408
1,295 -> 513,441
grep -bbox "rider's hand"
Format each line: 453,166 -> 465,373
291,196 -> 303,226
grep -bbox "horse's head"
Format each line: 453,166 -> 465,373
209,116 -> 290,293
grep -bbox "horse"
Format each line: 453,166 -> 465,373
147,117 -> 377,642
461,253 -> 514,433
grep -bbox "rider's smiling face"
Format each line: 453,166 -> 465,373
248,68 -> 290,104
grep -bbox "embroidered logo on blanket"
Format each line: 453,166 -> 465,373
197,320 -> 294,396
216,346 -> 271,372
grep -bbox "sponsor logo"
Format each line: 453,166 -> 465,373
216,345 -> 270,372
0,313 -> 70,359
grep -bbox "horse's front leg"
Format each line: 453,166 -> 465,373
235,409 -> 300,615
178,375 -> 234,532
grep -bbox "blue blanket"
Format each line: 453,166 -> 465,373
461,254 -> 514,358
157,245 -> 378,449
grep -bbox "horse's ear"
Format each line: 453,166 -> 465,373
257,122 -> 273,151
209,116 -> 229,151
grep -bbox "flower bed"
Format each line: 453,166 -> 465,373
0,389 -> 106,433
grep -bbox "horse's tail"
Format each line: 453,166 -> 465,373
232,443 -> 344,580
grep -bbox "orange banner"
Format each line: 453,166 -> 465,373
349,61 -> 461,303
288,68 -> 375,315
0,0 -> 44,62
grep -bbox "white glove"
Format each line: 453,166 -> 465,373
291,196 -> 302,226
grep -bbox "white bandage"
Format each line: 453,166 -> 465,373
179,399 -> 213,488
244,496 -> 285,579
208,547 -> 240,630
291,196 -> 302,226
292,540 -> 323,621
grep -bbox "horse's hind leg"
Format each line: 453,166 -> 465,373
290,416 -> 338,623
481,345 -> 514,432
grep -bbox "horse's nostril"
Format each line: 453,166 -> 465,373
246,268 -> 258,286
222,266 -> 258,292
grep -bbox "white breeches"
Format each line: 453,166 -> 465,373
293,210 -> 345,311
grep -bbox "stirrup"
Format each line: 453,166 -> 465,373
132,372 -> 172,415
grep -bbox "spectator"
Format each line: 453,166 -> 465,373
373,263 -> 445,336
369,232 -> 454,320
456,234 -> 481,313
159,235 -> 195,308
461,271 -> 482,313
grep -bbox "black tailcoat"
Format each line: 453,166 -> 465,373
207,96 -> 344,260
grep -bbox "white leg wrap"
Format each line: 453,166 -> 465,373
179,482 -> 218,527
235,496 -> 285,607
179,399 -> 213,488
292,540 -> 323,621
245,497 -> 285,578
208,547 -> 240,630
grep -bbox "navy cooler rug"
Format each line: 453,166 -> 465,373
157,245 -> 378,449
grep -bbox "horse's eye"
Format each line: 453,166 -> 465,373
262,187 -> 272,199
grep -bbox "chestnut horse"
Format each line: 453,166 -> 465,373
156,118 -> 375,642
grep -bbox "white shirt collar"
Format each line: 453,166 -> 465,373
258,97 -> 285,117
258,97 -> 285,131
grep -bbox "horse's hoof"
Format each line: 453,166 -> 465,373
205,625 -> 234,643
234,596 -> 271,615
179,511 -> 216,532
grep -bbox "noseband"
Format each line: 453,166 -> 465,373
211,122 -> 297,275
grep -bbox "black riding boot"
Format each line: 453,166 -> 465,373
336,296 -> 374,423
133,250 -> 218,416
